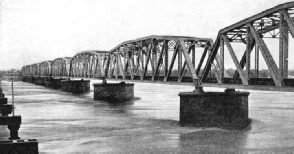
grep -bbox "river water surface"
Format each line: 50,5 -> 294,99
1,80 -> 294,153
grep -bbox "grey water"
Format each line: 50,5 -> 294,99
1,80 -> 294,153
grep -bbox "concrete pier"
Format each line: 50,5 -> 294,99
0,97 -> 8,105
93,82 -> 134,101
23,76 -> 35,83
0,80 -> 38,152
34,77 -> 46,85
60,79 -> 90,93
45,78 -> 65,89
0,139 -> 38,153
178,88 -> 250,130
0,92 -> 22,140
0,116 -> 21,140
0,105 -> 13,116
35,77 -> 51,85
0,94 -> 11,117
4,117 -> 21,140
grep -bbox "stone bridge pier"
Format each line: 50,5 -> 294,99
179,87 -> 251,130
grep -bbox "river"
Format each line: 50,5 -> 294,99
1,80 -> 294,153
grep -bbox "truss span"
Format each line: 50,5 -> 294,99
105,35 -> 214,86
39,61 -> 52,77
51,57 -> 71,77
32,63 -> 40,76
21,2 -> 294,91
200,2 -> 294,88
70,51 -> 109,78
21,65 -> 33,76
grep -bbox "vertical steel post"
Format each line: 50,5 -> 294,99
144,44 -> 148,78
124,45 -> 128,74
192,46 -> 195,68
124,46 -> 127,72
164,41 -> 169,78
11,79 -> 14,116
152,42 -> 157,77
255,45 -> 259,78
178,42 -> 182,80
284,28 -> 289,78
131,45 -> 135,79
220,38 -> 224,82
246,24 -> 252,81
116,50 -> 119,79
279,11 -> 289,79
140,48 -> 144,79
280,12 -> 285,80
135,48 -> 139,75
140,44 -> 144,79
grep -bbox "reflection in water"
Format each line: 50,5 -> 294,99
179,130 -> 248,153
1,80 -> 294,153
93,98 -> 136,115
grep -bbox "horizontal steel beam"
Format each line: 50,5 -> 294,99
220,2 -> 294,34
109,35 -> 213,53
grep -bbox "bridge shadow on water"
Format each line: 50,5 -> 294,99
177,118 -> 291,153
178,129 -> 249,153
93,96 -> 141,105
92,97 -> 140,115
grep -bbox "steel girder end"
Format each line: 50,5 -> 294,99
193,78 -> 204,94
98,76 -> 107,84
193,86 -> 205,94
224,88 -> 236,93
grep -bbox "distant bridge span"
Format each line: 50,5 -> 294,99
21,2 -> 294,92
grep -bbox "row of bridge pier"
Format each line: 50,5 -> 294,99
0,81 -> 38,153
23,76 -> 91,94
22,75 -> 251,130
23,76 -> 135,101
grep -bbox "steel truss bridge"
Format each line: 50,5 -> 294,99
21,2 -> 294,92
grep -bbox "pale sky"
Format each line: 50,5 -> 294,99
0,0 -> 293,70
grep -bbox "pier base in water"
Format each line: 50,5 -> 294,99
0,81 -> 38,152
8,124 -> 20,140
0,116 -> 21,140
45,78 -> 65,89
178,88 -> 250,130
0,139 -> 38,153
0,94 -> 11,116
34,77 -> 46,85
0,97 -> 8,105
61,79 -> 90,93
23,76 -> 34,83
93,82 -> 134,101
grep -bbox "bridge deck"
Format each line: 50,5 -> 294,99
25,75 -> 294,92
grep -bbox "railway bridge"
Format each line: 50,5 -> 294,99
20,2 -> 294,129
21,2 -> 294,92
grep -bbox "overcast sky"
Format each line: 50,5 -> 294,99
0,0 -> 293,70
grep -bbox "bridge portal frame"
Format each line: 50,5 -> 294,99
200,2 -> 294,87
